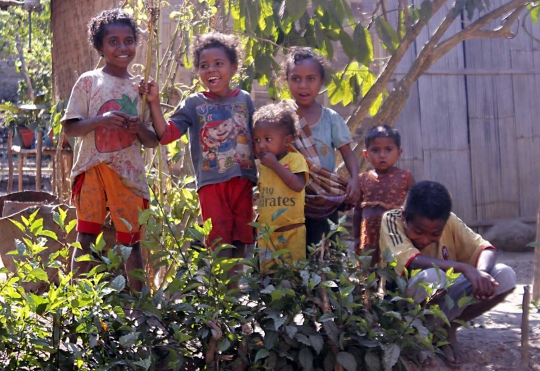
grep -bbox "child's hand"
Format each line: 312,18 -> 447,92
101,111 -> 131,129
139,79 -> 159,103
124,115 -> 145,134
463,266 -> 499,300
345,176 -> 360,204
258,151 -> 279,168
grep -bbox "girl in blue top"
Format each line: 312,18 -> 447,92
282,47 -> 360,247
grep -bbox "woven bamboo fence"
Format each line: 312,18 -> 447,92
388,0 -> 540,228
50,0 -> 539,229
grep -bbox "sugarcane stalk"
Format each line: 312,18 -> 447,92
155,17 -> 166,207
140,1 -> 156,123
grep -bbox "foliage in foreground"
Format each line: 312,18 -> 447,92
0,182 -> 463,370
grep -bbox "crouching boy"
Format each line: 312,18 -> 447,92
380,180 -> 516,366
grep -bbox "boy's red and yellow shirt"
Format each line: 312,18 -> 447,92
380,209 -> 494,276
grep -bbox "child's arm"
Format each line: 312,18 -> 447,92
352,177 -> 363,252
140,80 -> 167,140
63,111 -> 130,137
338,143 -> 360,204
140,80 -> 186,145
259,152 -> 306,192
409,251 -> 499,300
406,172 -> 416,190
125,116 -> 158,148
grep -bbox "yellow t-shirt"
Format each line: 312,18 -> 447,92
258,152 -> 309,229
379,209 -> 493,276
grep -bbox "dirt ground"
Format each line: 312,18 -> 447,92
417,251 -> 540,371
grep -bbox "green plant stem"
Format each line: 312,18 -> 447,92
156,209 -> 195,292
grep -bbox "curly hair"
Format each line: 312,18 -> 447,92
365,125 -> 401,149
190,32 -> 244,71
253,100 -> 298,137
87,8 -> 139,51
281,46 -> 328,81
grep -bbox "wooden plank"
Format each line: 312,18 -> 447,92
414,0 -> 474,222
465,18 -> 520,222
393,69 -> 540,75
511,22 -> 540,218
389,0 -> 424,181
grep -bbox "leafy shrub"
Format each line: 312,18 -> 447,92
0,182 -> 462,370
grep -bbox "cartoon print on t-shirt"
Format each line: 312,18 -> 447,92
231,104 -> 252,169
197,102 -> 253,173
95,94 -> 138,153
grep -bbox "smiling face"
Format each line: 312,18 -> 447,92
363,137 -> 402,174
403,214 -> 447,251
286,58 -> 324,108
198,47 -> 238,97
207,119 -> 234,141
253,121 -> 292,161
98,24 -> 137,78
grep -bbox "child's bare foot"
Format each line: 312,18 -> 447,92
439,325 -> 463,367
417,351 -> 436,367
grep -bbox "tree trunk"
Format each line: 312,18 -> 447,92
51,0 -> 148,102
50,0 -> 114,101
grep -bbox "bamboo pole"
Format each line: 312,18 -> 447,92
139,2 -> 165,207
154,7 -> 165,208
521,285 -> 530,368
534,196 -> 540,301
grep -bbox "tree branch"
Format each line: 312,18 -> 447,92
379,0 -> 528,129
0,0 -> 25,7
339,0 -> 530,174
0,0 -> 41,10
432,0 -> 528,61
346,0 -> 449,136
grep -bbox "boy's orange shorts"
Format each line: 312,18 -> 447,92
73,163 -> 148,245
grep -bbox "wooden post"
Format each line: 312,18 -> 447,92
533,198 -> 540,301
521,285 -> 530,368
18,152 -> 23,192
36,130 -> 43,191
7,130 -> 13,194
50,150 -> 56,196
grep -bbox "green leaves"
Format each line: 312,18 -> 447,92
110,275 -> 126,292
119,332 -> 139,348
255,348 -> 270,362
384,343 -> 401,369
309,334 -> 324,354
227,0 -> 379,107
0,193 -> 449,371
298,347 -> 314,371
419,0 -> 433,23
285,0 -> 309,22
29,268 -> 49,282
337,352 -> 357,371
375,18 -> 400,54
339,30 -> 356,60
353,25 -> 374,67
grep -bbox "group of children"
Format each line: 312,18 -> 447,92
62,8 -> 371,280
61,8 -> 517,366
